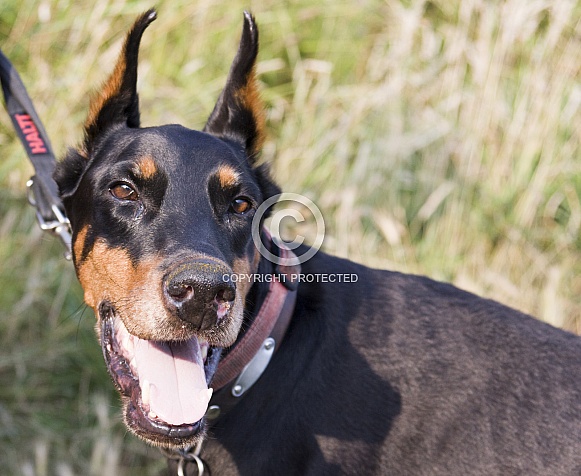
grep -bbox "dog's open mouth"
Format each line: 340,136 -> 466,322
99,304 -> 221,446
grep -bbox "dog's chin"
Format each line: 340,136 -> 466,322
98,304 -> 223,448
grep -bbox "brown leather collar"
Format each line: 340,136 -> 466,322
206,233 -> 300,422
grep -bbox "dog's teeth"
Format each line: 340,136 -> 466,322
106,343 -> 112,352
142,379 -> 150,406
122,334 -> 134,353
148,411 -> 157,420
207,388 -> 213,399
201,345 -> 208,361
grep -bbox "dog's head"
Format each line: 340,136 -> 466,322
54,9 -> 279,448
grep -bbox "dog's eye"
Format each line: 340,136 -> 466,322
230,197 -> 252,215
110,183 -> 138,201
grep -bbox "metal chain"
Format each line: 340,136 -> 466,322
161,440 -> 205,476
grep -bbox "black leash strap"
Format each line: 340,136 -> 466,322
0,49 -> 71,258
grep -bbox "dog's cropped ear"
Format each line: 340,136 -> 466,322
82,9 -> 157,154
204,12 -> 265,162
55,10 -> 156,202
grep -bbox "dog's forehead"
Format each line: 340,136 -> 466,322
126,125 -> 245,170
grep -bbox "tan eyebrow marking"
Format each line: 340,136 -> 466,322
134,156 -> 158,179
216,165 -> 241,188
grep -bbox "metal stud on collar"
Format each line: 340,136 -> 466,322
205,404 -> 221,420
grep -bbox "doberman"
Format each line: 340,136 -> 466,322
54,9 -> 581,476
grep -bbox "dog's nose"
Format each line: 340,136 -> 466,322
164,259 -> 236,330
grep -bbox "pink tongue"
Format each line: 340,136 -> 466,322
133,337 -> 210,425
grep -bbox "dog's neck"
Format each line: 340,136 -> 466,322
246,256 -> 276,320
228,250 -> 277,352
211,235 -> 299,389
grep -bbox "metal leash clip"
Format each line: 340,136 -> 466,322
26,178 -> 72,260
177,452 -> 205,476
160,442 -> 206,476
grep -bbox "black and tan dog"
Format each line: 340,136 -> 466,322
55,9 -> 581,475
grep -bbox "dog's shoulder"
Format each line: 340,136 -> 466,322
278,250 -> 581,474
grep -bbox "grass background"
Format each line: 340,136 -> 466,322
0,0 -> 579,474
